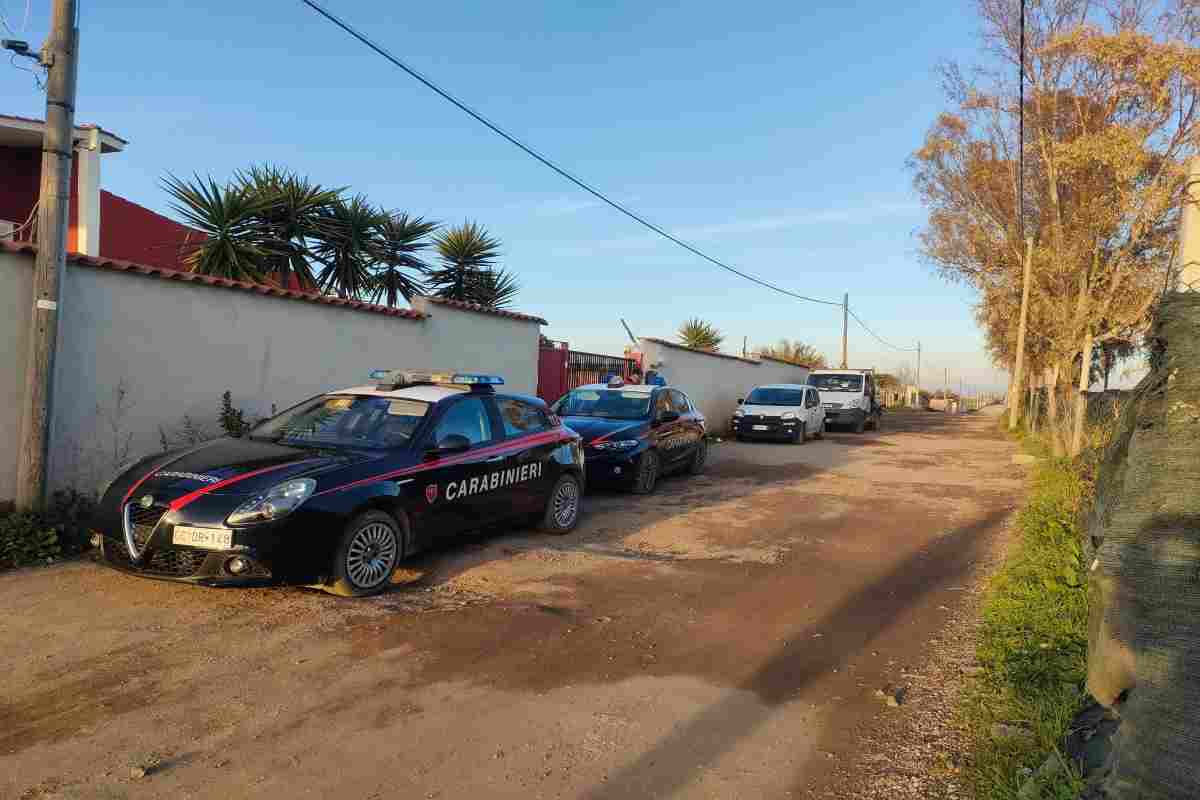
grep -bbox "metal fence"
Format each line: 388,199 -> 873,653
567,350 -> 638,392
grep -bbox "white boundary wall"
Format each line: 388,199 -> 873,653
0,250 -> 542,500
637,337 -> 811,433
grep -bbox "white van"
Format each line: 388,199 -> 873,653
731,383 -> 825,443
807,369 -> 881,433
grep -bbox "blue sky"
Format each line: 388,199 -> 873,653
1,0 -> 1009,392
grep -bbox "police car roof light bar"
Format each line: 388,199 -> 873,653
369,369 -> 505,391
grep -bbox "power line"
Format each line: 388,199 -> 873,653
299,0 -> 843,308
847,307 -> 918,352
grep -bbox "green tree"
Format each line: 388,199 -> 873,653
164,173 -> 272,283
369,213 -> 439,306
463,266 -> 521,309
164,168 -> 439,307
311,196 -> 386,299
677,318 -> 723,351
756,338 -> 827,368
234,164 -> 343,291
428,222 -> 518,307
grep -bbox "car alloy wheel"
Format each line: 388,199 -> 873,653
689,438 -> 708,474
345,521 -> 399,590
634,451 -> 660,494
552,477 -> 580,528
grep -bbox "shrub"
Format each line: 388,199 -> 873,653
0,489 -> 97,571
0,512 -> 60,569
220,390 -> 253,438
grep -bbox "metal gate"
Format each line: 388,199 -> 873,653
567,350 -> 638,392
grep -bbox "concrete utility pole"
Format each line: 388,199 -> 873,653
841,293 -> 848,369
1177,156 -> 1200,291
1007,236 -> 1035,431
15,0 -> 78,511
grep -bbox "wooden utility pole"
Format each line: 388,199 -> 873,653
1007,236 -> 1034,431
841,293 -> 848,369
915,341 -> 921,408
15,0 -> 78,511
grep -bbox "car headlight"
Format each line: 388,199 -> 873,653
97,456 -> 141,500
226,478 -> 316,526
592,439 -> 640,451
780,411 -> 797,420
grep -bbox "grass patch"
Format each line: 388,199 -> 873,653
960,433 -> 1089,799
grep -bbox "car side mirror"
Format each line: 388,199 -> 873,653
426,433 -> 471,459
737,398 -> 744,404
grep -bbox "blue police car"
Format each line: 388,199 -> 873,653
552,377 -> 707,494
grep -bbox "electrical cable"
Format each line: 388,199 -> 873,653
847,307 -> 918,352
299,0 -> 843,308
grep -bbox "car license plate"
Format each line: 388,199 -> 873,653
172,526 -> 233,550
752,424 -> 769,431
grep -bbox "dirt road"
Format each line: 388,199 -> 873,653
1,410 -> 1018,799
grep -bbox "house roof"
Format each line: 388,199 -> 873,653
423,296 -> 548,326
0,114 -> 127,152
0,241 -> 426,320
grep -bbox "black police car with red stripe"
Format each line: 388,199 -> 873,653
91,371 -> 584,596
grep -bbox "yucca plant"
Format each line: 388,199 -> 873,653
368,213 -> 439,306
677,318 -> 724,351
163,173 -> 272,283
428,221 -> 505,304
464,267 -> 521,309
235,164 -> 343,291
312,196 -> 386,299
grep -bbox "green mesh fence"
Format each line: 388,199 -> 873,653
1086,293 -> 1200,799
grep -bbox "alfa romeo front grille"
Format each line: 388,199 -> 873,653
123,503 -> 168,551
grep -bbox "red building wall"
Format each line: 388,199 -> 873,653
0,145 -> 82,249
98,190 -> 195,270
0,145 -> 43,231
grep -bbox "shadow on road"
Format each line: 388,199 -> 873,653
580,506 -> 1009,800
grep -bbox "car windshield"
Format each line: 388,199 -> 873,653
553,388 -> 653,420
250,394 -> 430,449
745,388 -> 805,406
808,374 -> 864,393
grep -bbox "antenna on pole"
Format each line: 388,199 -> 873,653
619,318 -> 639,348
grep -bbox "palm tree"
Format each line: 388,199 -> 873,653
756,338 -> 828,368
428,221 -> 506,304
235,164 -> 343,291
368,213 -> 438,307
312,196 -> 385,299
163,173 -> 273,283
677,318 -> 723,351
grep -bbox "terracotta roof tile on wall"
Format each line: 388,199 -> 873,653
641,336 -> 768,365
0,241 -> 426,320
423,295 -> 548,325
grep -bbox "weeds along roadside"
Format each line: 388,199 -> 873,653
958,424 -> 1092,800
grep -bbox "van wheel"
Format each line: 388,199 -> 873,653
853,414 -> 866,434
539,474 -> 581,535
792,422 -> 806,444
325,510 -> 405,597
814,418 -> 825,439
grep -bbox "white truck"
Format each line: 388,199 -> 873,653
807,369 -> 882,433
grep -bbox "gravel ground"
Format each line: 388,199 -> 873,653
1,410 -> 1019,799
